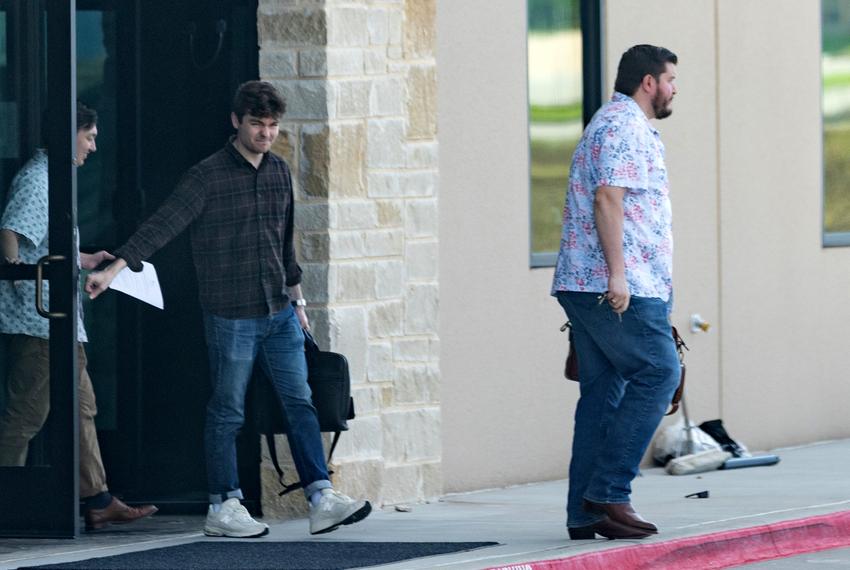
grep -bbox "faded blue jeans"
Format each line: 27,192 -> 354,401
203,305 -> 331,504
556,291 -> 680,528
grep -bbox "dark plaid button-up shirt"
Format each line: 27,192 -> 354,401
115,138 -> 302,319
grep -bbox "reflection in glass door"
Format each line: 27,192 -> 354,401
526,0 -> 601,266
823,0 -> 850,238
77,5 -> 119,434
527,0 -> 584,257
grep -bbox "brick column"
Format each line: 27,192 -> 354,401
257,0 -> 439,517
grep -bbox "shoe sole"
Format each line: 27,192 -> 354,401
204,525 -> 270,538
310,501 -> 372,535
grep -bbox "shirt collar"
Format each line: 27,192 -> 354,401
225,135 -> 269,170
611,92 -> 658,135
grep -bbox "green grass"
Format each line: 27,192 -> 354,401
823,39 -> 850,56
531,137 -> 578,253
824,73 -> 850,89
530,103 -> 582,123
824,125 -> 850,233
532,121 -> 850,244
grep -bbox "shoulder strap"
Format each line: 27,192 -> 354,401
267,432 -> 343,497
665,326 -> 689,416
327,431 -> 342,465
266,433 -> 303,497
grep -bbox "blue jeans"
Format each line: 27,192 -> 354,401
203,305 -> 331,504
556,291 -> 680,528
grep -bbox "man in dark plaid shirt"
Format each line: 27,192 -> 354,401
86,81 -> 371,538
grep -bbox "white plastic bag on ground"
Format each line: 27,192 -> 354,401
666,449 -> 732,475
653,418 -> 722,465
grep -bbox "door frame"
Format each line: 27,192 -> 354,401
0,0 -> 80,538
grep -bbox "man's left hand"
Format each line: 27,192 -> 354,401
80,250 -> 116,270
295,305 -> 310,331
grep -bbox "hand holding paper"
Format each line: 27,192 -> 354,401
107,261 -> 164,309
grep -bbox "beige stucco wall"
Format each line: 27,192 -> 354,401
438,0 -> 572,492
439,0 -> 850,493
717,0 -> 850,448
604,0 -> 723,433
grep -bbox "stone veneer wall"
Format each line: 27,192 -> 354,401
256,0 -> 439,518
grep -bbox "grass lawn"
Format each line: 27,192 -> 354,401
532,119 -> 850,247
530,103 -> 582,123
531,136 -> 577,253
824,124 -> 850,233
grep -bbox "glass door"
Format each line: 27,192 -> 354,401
0,0 -> 80,537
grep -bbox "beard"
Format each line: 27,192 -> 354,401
652,90 -> 673,120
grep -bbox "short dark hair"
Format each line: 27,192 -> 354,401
232,81 -> 286,122
77,101 -> 97,131
40,102 -> 97,147
614,44 -> 678,96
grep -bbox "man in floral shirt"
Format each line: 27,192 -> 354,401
0,103 -> 157,530
551,45 -> 680,540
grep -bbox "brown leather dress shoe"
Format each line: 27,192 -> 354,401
85,497 -> 158,531
568,516 -> 654,540
583,499 -> 658,533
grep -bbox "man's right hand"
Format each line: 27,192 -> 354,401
606,274 -> 631,314
85,258 -> 127,299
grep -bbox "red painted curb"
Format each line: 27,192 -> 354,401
487,510 -> 850,570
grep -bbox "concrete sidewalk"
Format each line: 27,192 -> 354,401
2,439 -> 849,569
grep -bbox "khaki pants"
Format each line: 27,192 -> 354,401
0,335 -> 108,498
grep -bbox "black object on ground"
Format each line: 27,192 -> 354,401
23,541 -> 499,570
698,419 -> 746,457
685,490 -> 710,499
720,455 -> 781,470
699,419 -> 781,470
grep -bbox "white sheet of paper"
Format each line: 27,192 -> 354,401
109,261 -> 164,309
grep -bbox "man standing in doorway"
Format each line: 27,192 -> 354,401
551,45 -> 681,540
85,81 -> 371,538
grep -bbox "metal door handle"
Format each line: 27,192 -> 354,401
35,255 -> 67,319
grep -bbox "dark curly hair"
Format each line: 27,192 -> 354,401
76,101 -> 98,131
232,81 -> 286,122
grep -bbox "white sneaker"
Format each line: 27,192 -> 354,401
204,498 -> 269,538
309,490 -> 372,535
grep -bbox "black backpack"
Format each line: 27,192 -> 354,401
247,330 -> 355,496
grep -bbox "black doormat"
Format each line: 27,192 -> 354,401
23,541 -> 499,570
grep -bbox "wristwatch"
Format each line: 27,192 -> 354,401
292,298 -> 307,307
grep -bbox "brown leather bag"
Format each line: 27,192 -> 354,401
561,321 -> 579,381
561,322 -> 687,416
